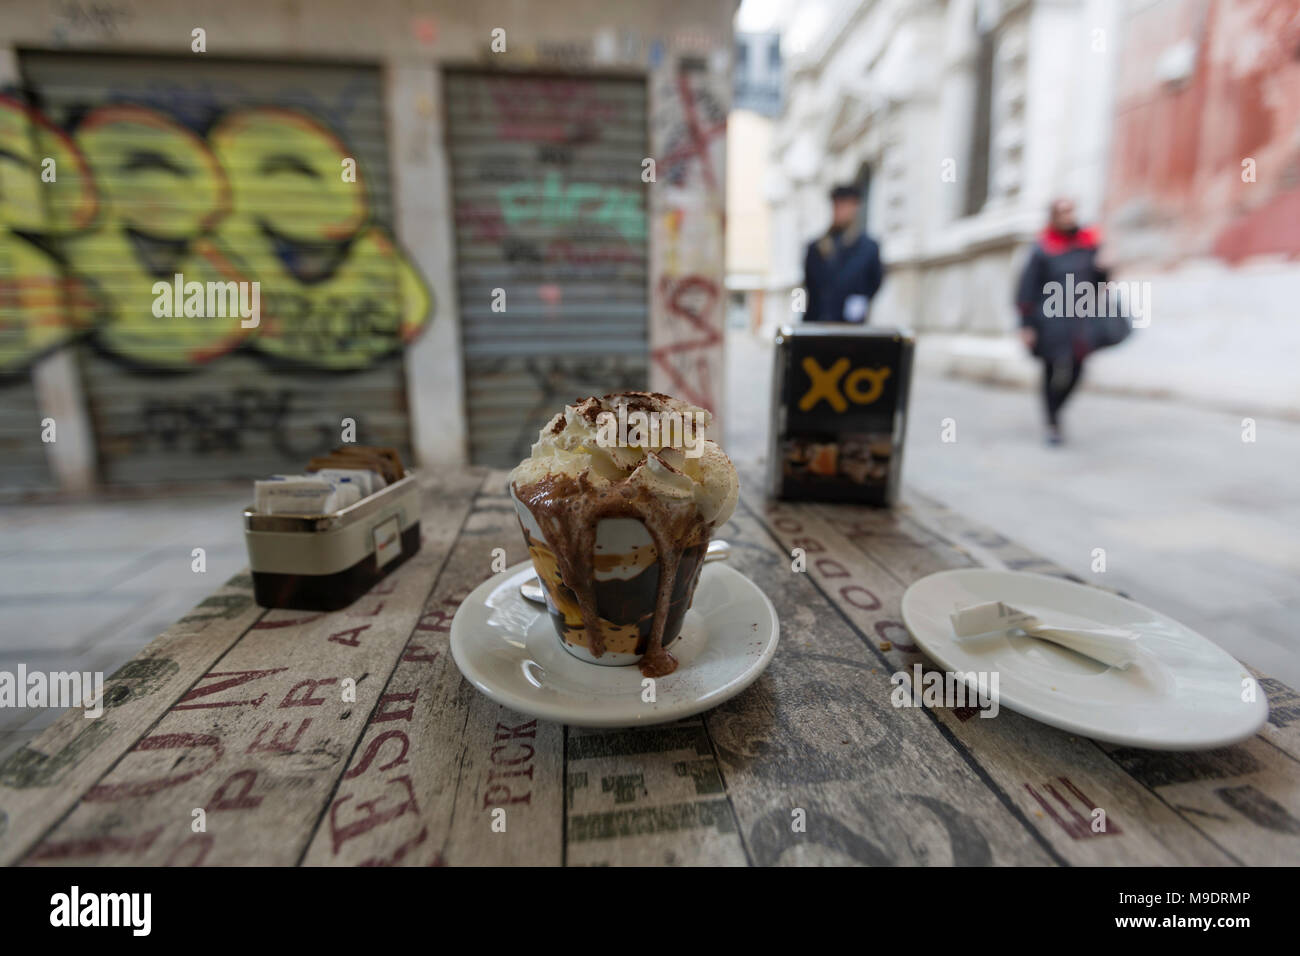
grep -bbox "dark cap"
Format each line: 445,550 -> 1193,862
830,184 -> 862,201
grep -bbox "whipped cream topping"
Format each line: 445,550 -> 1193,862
510,392 -> 740,677
510,392 -> 738,527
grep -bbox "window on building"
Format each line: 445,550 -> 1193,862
964,9 -> 996,217
854,162 -> 873,234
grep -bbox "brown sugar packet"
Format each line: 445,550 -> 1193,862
324,445 -> 404,483
330,447 -> 402,483
345,447 -> 400,473
351,445 -> 404,480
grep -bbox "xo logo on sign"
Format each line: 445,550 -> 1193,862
798,357 -> 891,412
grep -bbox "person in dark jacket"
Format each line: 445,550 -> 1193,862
803,184 -> 884,323
1015,197 -> 1108,445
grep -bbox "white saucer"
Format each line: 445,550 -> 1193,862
900,569 -> 1269,750
450,561 -> 779,727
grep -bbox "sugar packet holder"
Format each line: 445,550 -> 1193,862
243,471 -> 421,611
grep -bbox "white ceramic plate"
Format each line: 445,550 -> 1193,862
450,560 -> 779,727
900,569 -> 1269,750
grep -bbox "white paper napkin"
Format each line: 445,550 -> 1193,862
950,600 -> 1140,669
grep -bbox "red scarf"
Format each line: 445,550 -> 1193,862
1039,226 -> 1101,256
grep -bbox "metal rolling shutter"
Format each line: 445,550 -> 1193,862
0,380 -> 52,489
445,71 -> 650,467
18,53 -> 421,484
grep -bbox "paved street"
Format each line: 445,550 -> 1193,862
0,489 -> 248,762
903,375 -> 1300,685
725,327 -> 1300,691
1,328 -> 1296,763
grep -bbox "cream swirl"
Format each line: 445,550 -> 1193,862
510,392 -> 739,527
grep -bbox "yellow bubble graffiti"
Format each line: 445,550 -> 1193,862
206,107 -> 430,369
0,95 -> 99,374
0,98 -> 431,374
66,104 -> 245,367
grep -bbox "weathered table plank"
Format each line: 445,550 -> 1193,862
301,471 -> 566,866
847,490 -> 1298,865
1251,672 -> 1300,761
13,469 -> 483,866
896,492 -> 1300,865
3,463 -> 1296,866
714,495 -> 1057,865
752,494 -> 1239,865
0,571 -> 264,866
565,720 -> 749,865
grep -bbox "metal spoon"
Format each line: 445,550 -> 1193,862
518,539 -> 731,606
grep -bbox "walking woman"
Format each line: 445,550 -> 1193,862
1015,198 -> 1107,445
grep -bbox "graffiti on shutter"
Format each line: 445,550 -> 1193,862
3,55 -> 432,484
445,71 -> 650,467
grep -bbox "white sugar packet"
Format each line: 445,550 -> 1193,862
256,477 -> 335,514
950,600 -> 1140,669
310,467 -> 384,497
255,475 -> 362,515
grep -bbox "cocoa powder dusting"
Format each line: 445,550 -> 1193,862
514,471 -> 710,677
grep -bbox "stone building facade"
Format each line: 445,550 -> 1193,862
765,0 -> 1300,417
766,0 -> 1118,365
0,0 -> 736,491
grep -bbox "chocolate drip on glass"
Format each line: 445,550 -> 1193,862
513,472 -> 712,677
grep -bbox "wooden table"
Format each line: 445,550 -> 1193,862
2,466 -> 1297,866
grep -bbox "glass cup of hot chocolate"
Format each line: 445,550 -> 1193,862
509,392 -> 739,677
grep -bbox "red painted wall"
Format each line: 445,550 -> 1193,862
1105,0 -> 1300,266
